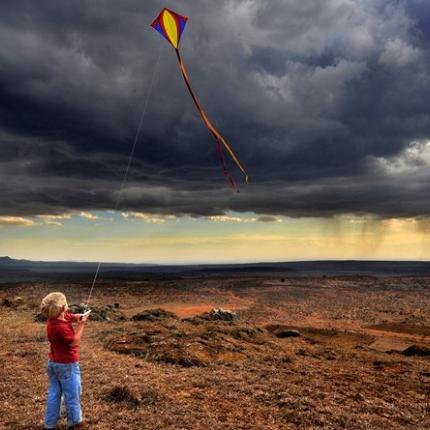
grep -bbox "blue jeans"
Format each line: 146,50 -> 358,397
44,361 -> 83,428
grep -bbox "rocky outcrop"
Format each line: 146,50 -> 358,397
131,308 -> 178,321
402,345 -> 430,357
183,307 -> 236,324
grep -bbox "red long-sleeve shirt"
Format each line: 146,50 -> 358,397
47,312 -> 79,363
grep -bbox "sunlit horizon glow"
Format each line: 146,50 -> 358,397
1,211 -> 430,264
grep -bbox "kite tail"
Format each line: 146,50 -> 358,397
216,138 -> 239,191
174,48 -> 249,187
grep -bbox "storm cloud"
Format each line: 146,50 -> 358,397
1,0 -> 430,218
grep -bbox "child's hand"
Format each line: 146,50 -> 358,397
79,310 -> 91,323
79,314 -> 89,323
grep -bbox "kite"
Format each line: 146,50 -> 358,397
151,8 -> 249,190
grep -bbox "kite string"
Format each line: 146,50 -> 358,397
85,46 -> 163,306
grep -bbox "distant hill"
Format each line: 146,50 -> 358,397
1,256 -> 430,278
0,256 -> 155,273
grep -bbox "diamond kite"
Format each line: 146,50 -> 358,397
151,8 -> 249,190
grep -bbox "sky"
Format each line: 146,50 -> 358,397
1,0 -> 430,263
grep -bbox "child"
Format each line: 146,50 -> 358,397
40,292 -> 90,430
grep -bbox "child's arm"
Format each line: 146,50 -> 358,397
71,313 -> 89,346
67,311 -> 91,323
64,312 -> 80,323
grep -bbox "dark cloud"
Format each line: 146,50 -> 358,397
1,0 -> 430,218
257,215 -> 280,223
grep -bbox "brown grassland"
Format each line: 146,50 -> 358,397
1,276 -> 430,429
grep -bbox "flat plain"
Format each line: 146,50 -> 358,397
1,275 -> 429,429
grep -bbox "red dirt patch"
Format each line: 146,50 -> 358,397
369,337 -> 414,353
155,302 -> 250,317
170,303 -> 217,317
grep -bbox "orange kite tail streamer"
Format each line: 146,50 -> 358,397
175,48 -> 248,190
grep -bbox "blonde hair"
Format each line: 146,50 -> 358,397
40,292 -> 67,319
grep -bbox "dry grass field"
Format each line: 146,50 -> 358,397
1,276 -> 430,429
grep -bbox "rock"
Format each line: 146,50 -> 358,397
13,296 -> 24,305
275,329 -> 301,338
131,308 -> 178,321
2,296 -> 27,309
183,307 -> 236,324
213,307 -> 236,320
68,303 -> 91,314
1,298 -> 12,307
85,304 -> 126,322
402,345 -> 430,357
